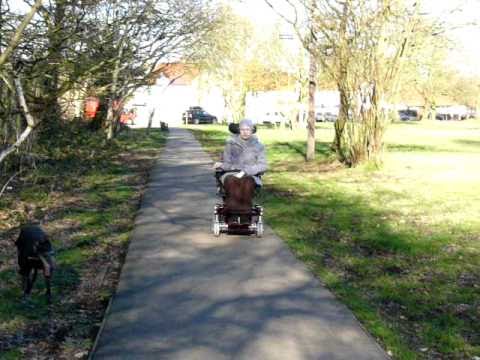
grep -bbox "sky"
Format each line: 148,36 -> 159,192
233,0 -> 480,76
424,0 -> 480,76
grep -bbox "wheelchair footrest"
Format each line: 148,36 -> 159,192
213,203 -> 264,236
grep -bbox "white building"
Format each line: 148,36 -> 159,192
126,64 -> 225,128
245,90 -> 340,124
126,63 -> 342,127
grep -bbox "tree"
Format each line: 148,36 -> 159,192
79,0 -> 222,139
0,0 -> 44,166
197,10 -> 255,122
0,0 -> 222,172
449,75 -> 480,115
266,0 -> 434,166
396,18 -> 452,120
196,6 -> 292,123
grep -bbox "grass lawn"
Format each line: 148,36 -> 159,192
189,119 -> 480,360
0,126 -> 166,359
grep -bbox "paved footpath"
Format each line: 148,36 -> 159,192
92,128 -> 389,360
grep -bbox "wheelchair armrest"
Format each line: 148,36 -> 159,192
214,169 -> 241,180
215,169 -> 263,180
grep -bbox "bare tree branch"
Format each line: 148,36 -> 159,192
0,0 -> 43,70
0,169 -> 23,198
0,76 -> 38,164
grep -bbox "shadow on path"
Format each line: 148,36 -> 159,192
92,128 -> 388,360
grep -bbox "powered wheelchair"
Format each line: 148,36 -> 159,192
212,123 -> 264,237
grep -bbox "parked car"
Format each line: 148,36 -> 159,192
183,106 -> 217,124
261,111 -> 288,127
435,113 -> 451,120
435,105 -> 470,121
316,112 -> 338,122
435,113 -> 467,121
398,109 -> 418,121
315,105 -> 338,122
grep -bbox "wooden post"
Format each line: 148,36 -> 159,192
146,108 -> 154,134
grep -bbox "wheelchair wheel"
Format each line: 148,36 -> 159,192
212,216 -> 221,237
255,221 -> 264,237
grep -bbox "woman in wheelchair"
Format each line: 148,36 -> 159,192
212,119 -> 268,236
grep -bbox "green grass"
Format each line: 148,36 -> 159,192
190,120 -> 480,359
0,348 -> 23,360
0,125 -> 166,358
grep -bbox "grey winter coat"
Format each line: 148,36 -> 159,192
222,134 -> 267,185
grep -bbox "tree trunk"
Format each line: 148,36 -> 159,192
293,84 -> 302,130
41,0 -> 66,124
333,85 -> 348,162
239,88 -> 247,120
106,101 -> 115,140
334,83 -> 385,167
106,43 -> 124,140
146,109 -> 154,134
306,53 -> 316,161
419,96 -> 436,121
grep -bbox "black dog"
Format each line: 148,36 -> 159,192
15,225 -> 55,303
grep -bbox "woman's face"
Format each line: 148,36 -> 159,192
239,126 -> 253,140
